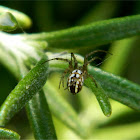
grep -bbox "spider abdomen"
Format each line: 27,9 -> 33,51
67,69 -> 84,94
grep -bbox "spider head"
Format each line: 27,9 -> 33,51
67,69 -> 84,95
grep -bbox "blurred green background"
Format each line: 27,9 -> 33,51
1,1 -> 140,139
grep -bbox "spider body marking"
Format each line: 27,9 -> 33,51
67,69 -> 84,94
44,50 -> 111,95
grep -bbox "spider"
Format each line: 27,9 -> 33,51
45,50 -> 110,95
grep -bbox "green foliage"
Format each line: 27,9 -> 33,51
0,3 -> 140,140
0,12 -> 18,31
0,128 -> 20,140
26,90 -> 57,140
44,81 -> 88,138
0,6 -> 32,29
48,60 -> 140,112
0,55 -> 48,126
88,65 -> 140,111
84,77 -> 111,117
24,14 -> 140,49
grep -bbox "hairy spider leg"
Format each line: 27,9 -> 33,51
42,58 -> 71,64
59,68 -> 71,89
59,53 -> 79,88
71,53 -> 78,69
43,57 -> 74,89
60,53 -> 79,89
83,57 -> 102,88
83,57 -> 102,71
87,73 -> 98,88
84,50 -> 112,63
87,57 -> 102,65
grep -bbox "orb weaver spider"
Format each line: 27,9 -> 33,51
45,50 -> 111,95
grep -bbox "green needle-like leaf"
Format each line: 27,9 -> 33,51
84,77 -> 111,117
0,32 -> 46,79
0,127 -> 20,140
44,82 -> 88,138
0,6 -> 32,29
48,60 -> 140,112
88,65 -> 140,111
26,90 -> 57,140
0,12 -> 18,31
25,14 -> 140,49
0,55 -> 48,126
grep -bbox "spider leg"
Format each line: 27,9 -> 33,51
56,51 -> 68,56
87,57 -> 102,65
87,73 -> 98,88
42,58 -> 71,64
83,57 -> 102,71
59,68 -> 70,89
43,57 -> 73,70
84,50 -> 112,62
71,53 -> 78,69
